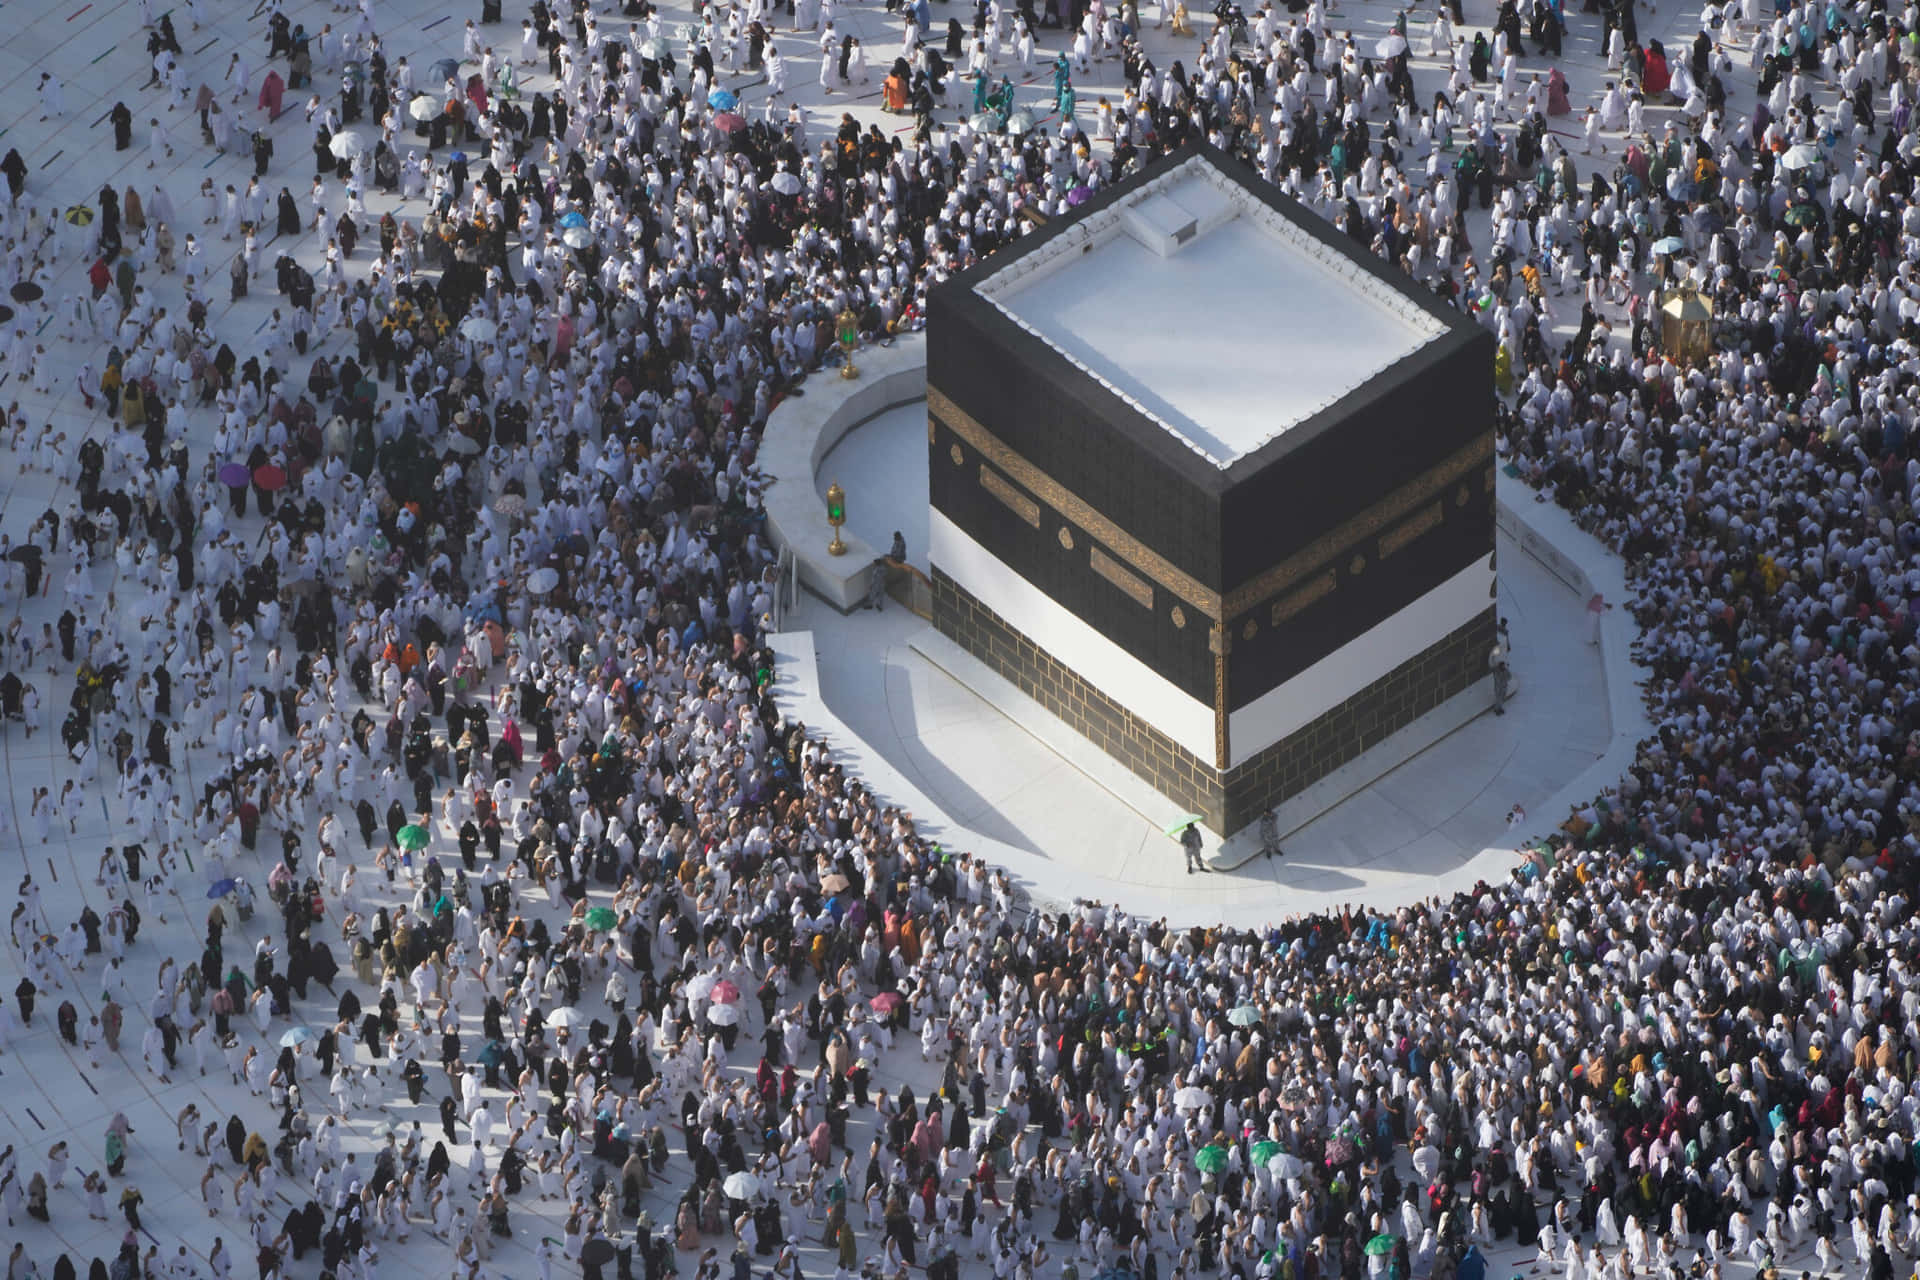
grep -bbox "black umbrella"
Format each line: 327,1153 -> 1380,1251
7,545 -> 42,567
580,1239 -> 617,1267
10,282 -> 42,303
0,306 -> 12,323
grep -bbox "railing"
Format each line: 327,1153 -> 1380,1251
771,545 -> 798,632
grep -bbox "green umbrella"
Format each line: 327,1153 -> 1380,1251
1162,814 -> 1205,838
1193,1145 -> 1228,1175
1250,1140 -> 1283,1166
1228,1005 -> 1261,1027
397,824 -> 430,851
584,906 -> 618,931
1364,1235 -> 1399,1257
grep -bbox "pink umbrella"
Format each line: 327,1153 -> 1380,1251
870,992 -> 903,1015
712,111 -> 747,134
711,979 -> 741,1004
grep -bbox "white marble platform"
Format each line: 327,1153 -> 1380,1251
771,400 -> 1651,926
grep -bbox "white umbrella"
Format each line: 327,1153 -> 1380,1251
1781,142 -> 1821,170
770,171 -> 803,196
546,1006 -> 585,1029
562,225 -> 592,250
445,434 -> 483,456
1173,1086 -> 1211,1112
329,132 -> 367,159
459,315 -> 497,342
1411,1146 -> 1440,1181
1267,1153 -> 1305,1179
525,567 -> 560,595
1374,32 -> 1407,57
409,95 -> 439,122
1227,1005 -> 1261,1027
685,972 -> 719,1002
706,1002 -> 742,1025
722,1172 -> 763,1200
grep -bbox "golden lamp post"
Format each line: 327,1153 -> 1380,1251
825,482 -> 848,556
836,307 -> 860,380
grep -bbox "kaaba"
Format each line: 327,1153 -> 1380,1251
926,145 -> 1498,836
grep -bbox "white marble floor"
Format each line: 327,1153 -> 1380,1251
778,408 -> 1646,928
0,0 -> 1819,1270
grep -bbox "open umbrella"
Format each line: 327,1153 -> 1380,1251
562,226 -> 592,250
1411,1145 -> 1441,1181
1194,1145 -> 1228,1175
525,567 -> 560,595
685,972 -> 719,1002
1250,1141 -> 1283,1166
712,111 -> 748,134
445,433 -> 483,456
1227,1005 -> 1261,1027
708,88 -> 738,111
1364,1236 -> 1400,1258
1067,184 -> 1093,206
1163,814 -> 1205,838
1783,202 -> 1821,229
581,1240 -> 617,1268
1324,1135 -> 1359,1166
429,57 -> 461,82
706,1002 -> 742,1025
329,132 -> 367,160
638,37 -> 669,58
459,315 -> 498,342
1005,109 -> 1035,135
770,171 -> 803,195
870,992 -> 903,1015
1173,1086 -> 1211,1111
583,906 -> 617,931
722,1172 -> 762,1200
0,306 -> 13,323
252,463 -> 287,491
968,111 -> 1000,133
409,95 -> 438,122
1375,32 -> 1408,57
448,151 -> 467,165
557,210 -> 588,229
279,1026 -> 318,1047
492,493 -> 526,516
1781,142 -> 1821,170
1650,236 -> 1685,256
60,207 -> 91,229
396,823 -> 430,851
546,1006 -> 585,1029
1267,1152 -> 1305,1178
207,878 -> 239,899
10,281 -> 44,301
218,462 -> 252,487
819,873 -> 851,895
711,979 -> 742,1004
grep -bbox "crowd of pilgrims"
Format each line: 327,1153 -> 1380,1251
5,0 -> 1920,1279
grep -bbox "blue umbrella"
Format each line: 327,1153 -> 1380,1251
279,1026 -> 319,1047
207,878 -> 238,899
558,210 -> 588,229
708,88 -> 738,111
429,57 -> 460,82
